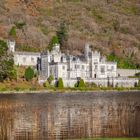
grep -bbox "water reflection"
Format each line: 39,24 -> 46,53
0,92 -> 140,140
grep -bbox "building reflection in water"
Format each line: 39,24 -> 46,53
0,92 -> 140,140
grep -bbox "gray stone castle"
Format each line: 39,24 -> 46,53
7,40 -> 139,87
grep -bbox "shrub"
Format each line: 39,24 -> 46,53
86,82 -> 97,88
57,78 -> 64,88
14,87 -> 21,91
91,82 -> 97,87
78,79 -> 86,88
43,80 -> 50,88
74,82 -> 78,88
24,67 -> 34,81
135,72 -> 140,78
15,21 -> 26,29
107,52 -> 136,69
47,75 -> 54,84
9,26 -> 16,38
75,78 -> 86,88
138,80 -> 140,87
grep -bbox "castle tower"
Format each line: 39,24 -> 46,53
52,43 -> 60,53
7,40 -> 15,53
84,43 -> 90,62
39,53 -> 50,79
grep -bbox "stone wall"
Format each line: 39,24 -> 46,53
52,77 -> 139,88
117,69 -> 140,77
14,52 -> 40,66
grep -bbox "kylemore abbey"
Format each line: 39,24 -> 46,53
7,40 -> 139,87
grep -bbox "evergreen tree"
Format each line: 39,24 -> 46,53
0,40 -> 16,81
57,78 -> 64,88
57,22 -> 68,49
9,26 -> 16,38
78,79 -> 85,88
75,78 -> 86,88
48,36 -> 59,51
14,21 -> 26,29
24,67 -> 34,81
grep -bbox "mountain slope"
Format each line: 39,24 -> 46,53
0,0 -> 140,65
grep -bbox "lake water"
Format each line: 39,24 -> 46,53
0,92 -> 140,140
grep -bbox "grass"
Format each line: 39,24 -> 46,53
0,80 -> 44,92
0,80 -> 140,93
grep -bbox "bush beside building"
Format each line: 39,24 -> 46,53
75,78 -> 86,88
24,67 -> 34,81
57,78 -> 64,89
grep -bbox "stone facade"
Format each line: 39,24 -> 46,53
52,78 -> 138,88
14,51 -> 40,66
117,69 -> 140,77
38,44 -> 117,81
37,44 -> 139,87
7,40 -> 40,66
8,40 -> 139,87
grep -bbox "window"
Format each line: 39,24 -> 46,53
77,65 -> 80,69
94,59 -> 98,64
100,66 -> 105,74
94,59 -> 98,62
82,65 -> 84,70
23,57 -> 26,62
111,66 -> 114,71
95,65 -> 98,69
62,66 -> 65,70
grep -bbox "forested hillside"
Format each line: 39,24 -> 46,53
0,0 -> 140,67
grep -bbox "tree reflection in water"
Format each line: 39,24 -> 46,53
0,92 -> 140,140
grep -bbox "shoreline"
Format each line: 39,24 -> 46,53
0,89 -> 140,94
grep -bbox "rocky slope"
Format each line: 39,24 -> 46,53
0,0 -> 140,65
